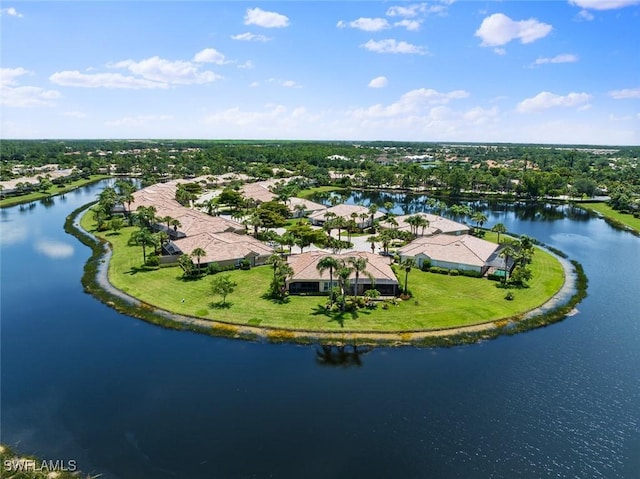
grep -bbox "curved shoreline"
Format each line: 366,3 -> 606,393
66,203 -> 586,347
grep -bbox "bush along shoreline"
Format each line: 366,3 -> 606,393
65,203 -> 588,348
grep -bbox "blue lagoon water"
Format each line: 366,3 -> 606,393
1,182 -> 639,478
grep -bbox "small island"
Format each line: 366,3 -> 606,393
71,175 -> 583,346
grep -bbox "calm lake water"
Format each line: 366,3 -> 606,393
1,181 -> 639,478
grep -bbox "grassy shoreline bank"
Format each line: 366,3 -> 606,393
64,202 -> 587,346
577,202 -> 640,236
0,174 -> 111,208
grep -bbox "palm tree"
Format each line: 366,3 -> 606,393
368,204 -> 379,228
162,215 -> 174,230
348,256 -> 369,299
405,215 -> 419,235
169,218 -> 182,234
492,223 -> 507,243
400,257 -> 416,295
191,247 -> 207,272
416,215 -> 429,236
333,216 -> 347,240
293,203 -> 307,218
472,212 -> 488,229
499,244 -> 516,284
336,262 -> 355,311
317,256 -> 339,307
130,228 -> 156,264
366,235 -> 378,254
267,253 -> 286,282
155,230 -> 169,250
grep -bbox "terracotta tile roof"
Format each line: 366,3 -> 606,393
172,231 -> 273,264
393,213 -> 470,236
288,251 -> 398,284
308,204 -> 383,222
288,197 -> 326,213
130,181 -> 244,234
398,234 -> 498,267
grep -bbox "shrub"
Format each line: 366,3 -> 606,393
239,258 -> 252,270
449,269 -> 459,276
487,273 -> 503,281
420,259 -> 431,271
504,291 -> 515,301
459,269 -> 483,278
207,262 -> 221,275
145,253 -> 160,267
430,266 -> 449,274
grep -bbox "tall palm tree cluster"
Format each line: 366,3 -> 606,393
316,255 -> 376,312
266,254 -> 294,300
498,234 -> 535,286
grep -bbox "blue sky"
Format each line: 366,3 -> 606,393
1,1 -> 639,145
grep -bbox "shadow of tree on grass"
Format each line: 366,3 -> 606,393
126,265 -> 159,275
210,301 -> 232,309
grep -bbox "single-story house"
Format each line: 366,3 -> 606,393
286,251 -> 399,296
392,213 -> 470,236
169,231 -> 274,268
308,204 -> 384,229
397,234 -> 501,275
288,197 -> 326,218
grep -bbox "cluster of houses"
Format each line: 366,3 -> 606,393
127,178 -> 509,297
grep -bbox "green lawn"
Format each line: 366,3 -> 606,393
0,175 -> 111,208
296,185 -> 345,199
579,202 -> 640,234
81,210 -> 566,332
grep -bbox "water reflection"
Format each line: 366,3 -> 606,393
40,196 -> 55,208
315,345 -> 372,368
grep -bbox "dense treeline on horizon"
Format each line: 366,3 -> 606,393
1,139 -> 638,214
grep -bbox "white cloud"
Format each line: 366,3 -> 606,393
244,7 -> 289,28
394,19 -> 422,31
205,104 -> 307,129
112,56 -> 221,85
193,48 -> 227,65
569,0 -> 640,10
237,60 -> 254,70
350,88 -> 469,119
249,81 -> 260,88
50,70 -> 167,89
475,13 -> 552,47
338,17 -> 390,31
517,91 -> 592,113
386,3 -> 448,17
1,68 -> 61,107
361,38 -> 428,55
575,9 -> 595,21
368,76 -> 389,88
608,88 -> 640,99
231,32 -> 271,42
0,7 -> 23,18
533,54 -> 578,66
34,240 -> 74,259
386,4 -> 428,17
0,67 -> 30,86
494,48 -> 507,55
267,78 -> 301,88
105,115 -> 173,128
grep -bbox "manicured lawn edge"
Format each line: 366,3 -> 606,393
0,174 -> 112,208
577,202 -> 640,236
66,203 -> 587,347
